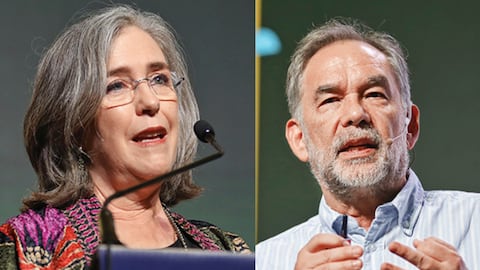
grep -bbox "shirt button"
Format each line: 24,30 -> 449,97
402,220 -> 410,228
365,245 -> 376,252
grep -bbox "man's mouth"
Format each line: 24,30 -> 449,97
338,138 -> 378,155
133,127 -> 167,143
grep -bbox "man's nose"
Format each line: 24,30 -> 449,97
339,95 -> 371,127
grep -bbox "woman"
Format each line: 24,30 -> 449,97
0,5 -> 249,269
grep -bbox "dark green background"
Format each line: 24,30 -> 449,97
258,1 -> 480,242
0,1 -> 254,247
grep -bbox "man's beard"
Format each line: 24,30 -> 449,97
304,126 -> 409,201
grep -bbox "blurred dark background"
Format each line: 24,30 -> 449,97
258,0 -> 480,242
0,0 -> 254,247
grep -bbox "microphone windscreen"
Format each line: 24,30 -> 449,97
194,120 -> 215,143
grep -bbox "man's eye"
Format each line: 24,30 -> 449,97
319,97 -> 339,106
106,81 -> 128,93
366,92 -> 386,98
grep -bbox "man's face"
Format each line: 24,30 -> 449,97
286,40 -> 415,197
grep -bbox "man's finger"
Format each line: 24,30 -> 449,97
295,247 -> 363,270
303,233 -> 350,253
414,239 -> 466,269
381,262 -> 405,270
295,234 -> 363,269
388,241 -> 440,269
417,237 -> 456,252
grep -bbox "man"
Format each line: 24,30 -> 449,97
256,19 -> 479,270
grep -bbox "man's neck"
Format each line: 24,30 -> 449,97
321,178 -> 406,230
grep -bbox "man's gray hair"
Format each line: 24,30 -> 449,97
286,18 -> 411,121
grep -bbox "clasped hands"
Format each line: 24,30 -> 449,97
294,233 -> 466,270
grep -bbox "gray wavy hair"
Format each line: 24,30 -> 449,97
23,5 -> 201,209
286,18 -> 411,121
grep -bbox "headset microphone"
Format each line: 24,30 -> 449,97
386,115 -> 410,146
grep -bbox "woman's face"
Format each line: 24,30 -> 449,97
89,26 -> 179,189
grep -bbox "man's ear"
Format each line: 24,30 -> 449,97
407,104 -> 420,150
285,118 -> 309,162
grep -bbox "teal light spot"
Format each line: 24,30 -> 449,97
256,27 -> 281,56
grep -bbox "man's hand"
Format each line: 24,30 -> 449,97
381,237 -> 467,270
294,233 -> 363,270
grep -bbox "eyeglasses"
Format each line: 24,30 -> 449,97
102,72 -> 184,108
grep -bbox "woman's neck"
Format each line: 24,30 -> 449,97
93,182 -> 176,248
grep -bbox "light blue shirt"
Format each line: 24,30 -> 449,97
256,170 -> 480,269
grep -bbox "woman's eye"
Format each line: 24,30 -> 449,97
151,73 -> 169,85
106,81 -> 128,93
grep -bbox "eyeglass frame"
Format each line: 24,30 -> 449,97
102,71 -> 185,108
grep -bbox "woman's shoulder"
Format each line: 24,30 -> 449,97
165,206 -> 250,253
187,219 -> 251,254
0,207 -> 68,268
3,206 -> 68,244
0,204 -> 88,269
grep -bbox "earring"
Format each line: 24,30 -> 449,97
78,147 -> 91,177
79,146 -> 91,160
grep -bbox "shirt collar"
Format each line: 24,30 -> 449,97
317,169 -> 425,236
390,169 -> 424,236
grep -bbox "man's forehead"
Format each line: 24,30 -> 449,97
300,40 -> 401,100
305,40 -> 389,72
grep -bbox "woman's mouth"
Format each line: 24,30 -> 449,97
132,127 -> 167,143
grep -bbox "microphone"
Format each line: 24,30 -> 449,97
386,116 -> 410,145
99,120 -> 224,245
194,120 -> 215,143
194,120 -> 223,153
